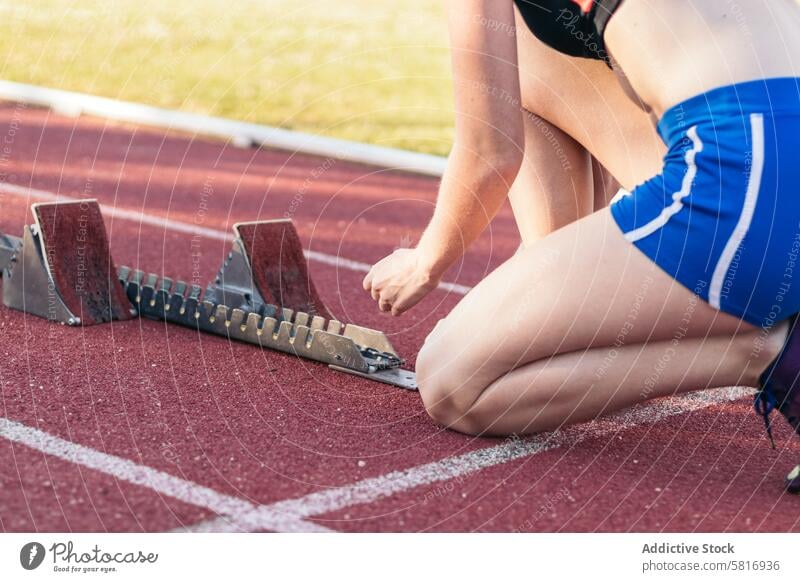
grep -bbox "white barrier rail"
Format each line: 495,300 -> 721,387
0,80 -> 448,177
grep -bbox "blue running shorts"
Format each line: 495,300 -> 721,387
611,77 -> 800,327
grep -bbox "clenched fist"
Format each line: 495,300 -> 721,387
362,248 -> 440,316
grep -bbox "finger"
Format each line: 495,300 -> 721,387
390,290 -> 417,317
371,286 -> 381,301
390,298 -> 408,316
362,269 -> 374,292
391,300 -> 411,316
377,288 -> 395,312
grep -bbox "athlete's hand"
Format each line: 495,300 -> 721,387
363,248 -> 440,316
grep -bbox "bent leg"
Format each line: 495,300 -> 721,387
508,112 -> 593,245
416,209 -> 783,434
507,7 -> 664,245
461,330 -> 781,435
514,14 -> 665,191
508,112 -> 624,246
591,157 -> 621,211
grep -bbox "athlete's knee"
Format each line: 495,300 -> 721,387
416,335 -> 485,433
417,340 -> 459,425
418,384 -> 487,436
421,394 -> 486,436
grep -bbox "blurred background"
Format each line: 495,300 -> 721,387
0,0 -> 454,155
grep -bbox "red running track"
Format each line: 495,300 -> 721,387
0,101 -> 798,532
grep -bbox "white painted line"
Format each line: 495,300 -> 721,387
0,416 -> 332,533
0,384 -> 752,533
0,81 -> 448,177
0,182 -> 472,295
181,386 -> 753,532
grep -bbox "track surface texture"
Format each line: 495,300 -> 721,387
0,101 -> 798,533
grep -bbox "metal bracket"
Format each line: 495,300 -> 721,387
0,233 -> 20,273
2,200 -> 134,326
3,226 -> 78,324
119,267 -> 417,390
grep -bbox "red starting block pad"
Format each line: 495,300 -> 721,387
208,219 -> 332,320
2,200 -> 133,325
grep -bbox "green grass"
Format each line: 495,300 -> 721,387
0,0 -> 454,155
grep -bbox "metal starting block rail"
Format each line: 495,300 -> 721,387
0,199 -> 417,390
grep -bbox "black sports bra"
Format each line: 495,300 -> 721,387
513,0 -> 624,63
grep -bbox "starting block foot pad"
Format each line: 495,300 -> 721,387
3,200 -> 133,325
233,220 -> 332,320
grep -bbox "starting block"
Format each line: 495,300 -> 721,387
2,200 -> 133,325
0,200 -> 417,390
205,220 -> 332,320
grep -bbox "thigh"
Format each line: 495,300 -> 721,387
514,6 -> 665,190
419,208 -> 755,400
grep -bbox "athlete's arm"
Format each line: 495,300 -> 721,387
363,0 -> 523,315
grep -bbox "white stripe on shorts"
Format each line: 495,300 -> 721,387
623,125 -> 703,243
708,113 -> 766,310
610,187 -> 632,204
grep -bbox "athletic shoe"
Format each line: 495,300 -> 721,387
754,314 -> 800,492
787,465 -> 800,494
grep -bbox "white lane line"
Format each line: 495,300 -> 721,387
0,182 -> 472,296
1,386 -> 753,533
0,416 -> 333,533
180,386 -> 753,532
